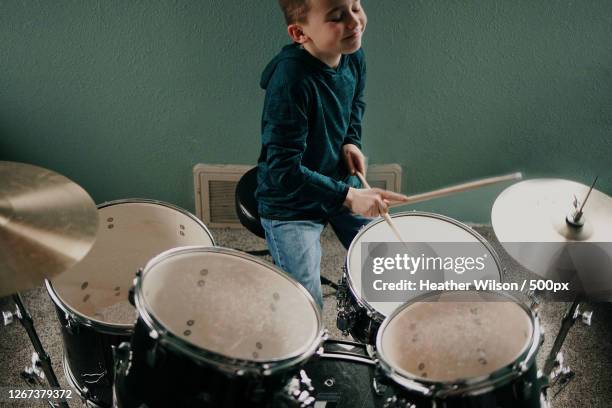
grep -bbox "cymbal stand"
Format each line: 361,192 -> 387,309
3,293 -> 69,408
542,296 -> 593,384
545,175 -> 597,388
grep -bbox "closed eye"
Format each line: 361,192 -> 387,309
329,12 -> 344,22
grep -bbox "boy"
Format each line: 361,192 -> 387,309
256,0 -> 407,307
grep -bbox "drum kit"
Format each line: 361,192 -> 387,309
1,160 -> 610,408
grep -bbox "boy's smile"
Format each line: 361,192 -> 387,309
288,0 -> 367,68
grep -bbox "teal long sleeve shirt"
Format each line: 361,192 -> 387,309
256,44 -> 366,220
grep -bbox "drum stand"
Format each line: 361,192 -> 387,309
2,293 -> 70,408
542,296 -> 593,394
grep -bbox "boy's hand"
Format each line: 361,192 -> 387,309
342,144 -> 366,177
343,187 -> 409,217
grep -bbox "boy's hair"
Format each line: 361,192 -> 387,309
278,0 -> 310,24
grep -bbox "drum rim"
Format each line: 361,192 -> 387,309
134,245 -> 326,375
46,198 -> 215,332
375,289 -> 542,398
344,211 -> 504,320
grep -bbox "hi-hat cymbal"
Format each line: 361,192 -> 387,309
492,178 -> 612,289
0,161 -> 98,297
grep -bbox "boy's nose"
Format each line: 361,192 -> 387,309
346,12 -> 361,30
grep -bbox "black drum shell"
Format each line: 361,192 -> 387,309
51,299 -> 130,407
301,340 -> 393,408
114,318 -> 298,408
337,271 -> 383,344
380,361 -> 544,408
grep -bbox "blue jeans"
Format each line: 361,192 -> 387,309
261,210 -> 372,308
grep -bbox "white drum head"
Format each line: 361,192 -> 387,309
379,291 -> 533,382
140,248 -> 321,363
348,213 -> 500,317
50,201 -> 214,326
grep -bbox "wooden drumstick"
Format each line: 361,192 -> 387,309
388,172 -> 523,208
355,171 -> 407,244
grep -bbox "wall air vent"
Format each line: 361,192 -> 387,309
194,164 -> 253,228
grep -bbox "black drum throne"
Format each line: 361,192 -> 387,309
234,167 -> 337,290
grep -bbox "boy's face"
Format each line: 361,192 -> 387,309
292,0 -> 367,65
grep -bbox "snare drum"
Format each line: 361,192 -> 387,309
337,212 -> 503,344
113,246 -> 325,408
46,199 -> 214,407
375,291 -> 547,407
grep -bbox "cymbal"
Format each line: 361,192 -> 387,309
492,178 -> 612,288
0,161 -> 98,297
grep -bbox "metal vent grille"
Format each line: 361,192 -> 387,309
209,180 -> 239,224
193,163 -> 402,228
194,164 -> 253,228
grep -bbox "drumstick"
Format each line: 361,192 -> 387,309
388,172 -> 523,208
355,171 -> 407,244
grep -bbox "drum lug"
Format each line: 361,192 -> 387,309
128,285 -> 136,306
128,287 -> 135,306
145,334 -> 167,368
321,329 -> 329,342
527,290 -> 541,314
336,307 -> 354,334
64,313 -> 79,334
336,275 -> 356,334
129,269 -> 142,306
258,363 -> 274,376
539,324 -> 546,345
112,342 -> 132,376
516,361 -> 529,373
372,373 -> 389,396
81,385 -> 91,401
383,395 -> 416,408
277,369 -> 315,407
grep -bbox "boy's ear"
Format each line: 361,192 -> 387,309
287,24 -> 309,44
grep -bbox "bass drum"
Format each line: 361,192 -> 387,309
337,211 -> 503,344
300,340 -> 394,408
114,246 -> 325,408
46,199 -> 214,407
376,290 -> 548,407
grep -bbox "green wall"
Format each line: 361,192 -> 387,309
1,1 -> 610,223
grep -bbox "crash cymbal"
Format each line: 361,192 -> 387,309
492,178 -> 612,242
492,178 -> 612,286
0,161 -> 98,297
